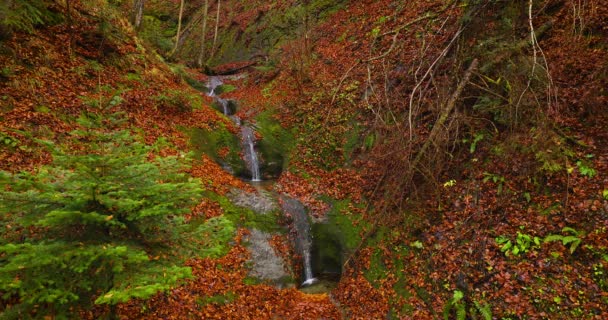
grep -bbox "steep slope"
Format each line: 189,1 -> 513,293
2,0 -> 607,319
0,1 -> 340,318
218,0 -> 608,318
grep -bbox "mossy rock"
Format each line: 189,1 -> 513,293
211,99 -> 238,116
255,109 -> 295,179
311,223 -> 343,276
205,191 -> 282,233
257,138 -> 284,180
190,125 -> 246,176
309,198 -> 368,277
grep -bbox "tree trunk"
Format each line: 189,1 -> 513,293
170,0 -> 185,57
210,0 -> 221,59
411,59 -> 479,171
66,0 -> 74,56
132,0 -> 145,30
197,0 -> 209,67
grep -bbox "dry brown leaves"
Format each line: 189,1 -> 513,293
189,154 -> 254,195
108,229 -> 340,320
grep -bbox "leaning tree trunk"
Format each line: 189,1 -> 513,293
170,0 -> 185,57
197,0 -> 209,67
132,0 -> 144,30
210,0 -> 221,59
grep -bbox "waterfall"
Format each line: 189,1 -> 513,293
242,126 -> 261,182
281,197 -> 318,287
302,251 -> 316,286
218,98 -> 229,115
207,76 -> 222,97
207,76 -> 230,115
208,76 -> 263,182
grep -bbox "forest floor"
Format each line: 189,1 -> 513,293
1,0 -> 607,319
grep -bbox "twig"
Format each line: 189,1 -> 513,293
410,58 -> 478,171
407,28 -> 464,141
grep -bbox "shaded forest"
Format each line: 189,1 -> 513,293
1,0 -> 607,319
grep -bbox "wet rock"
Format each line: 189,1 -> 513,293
229,188 -> 277,214
245,229 -> 292,288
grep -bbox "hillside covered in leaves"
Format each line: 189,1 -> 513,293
1,0 -> 607,319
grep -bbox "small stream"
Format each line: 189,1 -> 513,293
207,76 -> 261,182
241,126 -> 261,182
280,196 -> 318,287
206,75 -> 336,290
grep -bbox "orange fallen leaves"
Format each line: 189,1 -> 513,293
189,155 -> 254,195
104,229 -> 340,320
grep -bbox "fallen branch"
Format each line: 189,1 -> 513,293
410,58 -> 478,172
208,61 -> 258,75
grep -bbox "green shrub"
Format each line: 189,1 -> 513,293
0,111 -> 202,317
496,231 -> 541,257
544,227 -> 582,254
0,0 -> 61,33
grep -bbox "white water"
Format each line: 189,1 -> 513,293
301,251 -> 318,286
242,126 -> 261,182
280,197 -> 317,287
207,77 -> 263,182
218,98 -> 229,115
207,76 -> 223,97
207,76 -> 230,115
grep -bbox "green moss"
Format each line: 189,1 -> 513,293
195,291 -> 236,306
140,15 -> 174,54
214,84 -> 236,95
365,247 -> 387,286
202,0 -> 348,66
325,198 -> 369,252
243,276 -> 262,285
205,191 -> 282,233
154,88 -> 202,112
310,198 -> 369,276
255,109 -> 294,176
184,76 -> 207,92
190,125 -> 246,176
343,120 -> 361,164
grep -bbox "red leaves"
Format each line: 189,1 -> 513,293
112,230 -> 340,319
189,155 -> 254,195
334,273 -> 389,319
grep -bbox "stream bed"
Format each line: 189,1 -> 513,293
203,75 -> 342,293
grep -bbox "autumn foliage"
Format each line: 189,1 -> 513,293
2,0 -> 608,319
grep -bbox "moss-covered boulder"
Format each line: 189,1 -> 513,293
255,109 -> 295,180
190,124 -> 246,176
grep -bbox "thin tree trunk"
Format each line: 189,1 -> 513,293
133,0 -> 145,30
210,0 -> 221,59
197,0 -> 209,67
174,7 -> 207,48
410,59 -> 478,171
66,0 -> 73,56
170,0 -> 185,57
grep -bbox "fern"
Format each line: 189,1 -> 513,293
0,0 -> 56,33
455,303 -> 466,320
444,290 -> 467,320
474,300 -> 493,320
544,227 -> 583,254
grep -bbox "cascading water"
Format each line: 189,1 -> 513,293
207,76 -> 263,182
242,126 -> 261,182
281,197 -> 317,287
207,76 -> 223,98
202,74 -> 329,291
218,98 -> 229,115
207,76 -> 230,115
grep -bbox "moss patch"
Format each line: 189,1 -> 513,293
311,198 -> 368,276
190,125 -> 246,176
205,191 -> 282,233
255,108 -> 295,178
